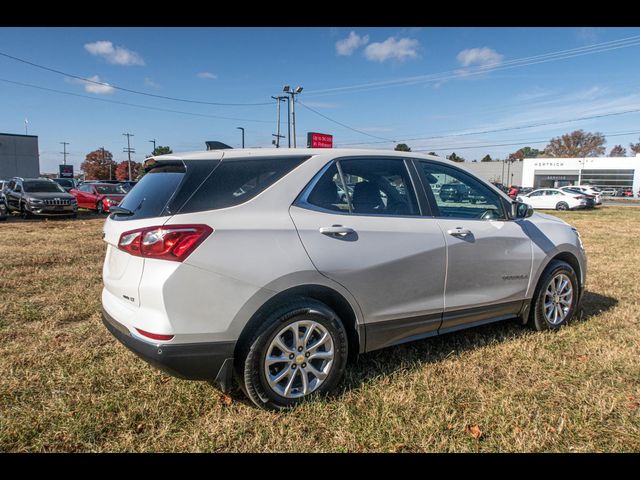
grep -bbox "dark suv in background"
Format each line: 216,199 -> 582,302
4,177 -> 78,218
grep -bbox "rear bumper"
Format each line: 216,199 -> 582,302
101,308 -> 236,391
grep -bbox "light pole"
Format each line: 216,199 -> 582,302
149,139 -> 156,155
236,127 -> 245,148
271,96 -> 287,148
123,133 -> 135,181
283,85 -> 303,148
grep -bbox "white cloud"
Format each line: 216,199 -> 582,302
197,72 -> 218,80
335,31 -> 369,56
67,75 -> 115,95
144,77 -> 160,89
456,47 -> 504,68
84,41 -> 145,66
364,37 -> 419,62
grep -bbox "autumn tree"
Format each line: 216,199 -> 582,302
147,145 -> 173,157
80,149 -> 117,180
481,154 -> 493,162
115,160 -> 142,181
508,149 -> 525,161
609,145 -> 627,157
448,152 -> 464,162
544,130 -> 606,157
394,143 -> 411,152
630,138 -> 640,155
521,146 -> 541,158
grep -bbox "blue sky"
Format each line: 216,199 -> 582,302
1,27 -> 640,173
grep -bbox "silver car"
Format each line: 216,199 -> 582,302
101,149 -> 586,409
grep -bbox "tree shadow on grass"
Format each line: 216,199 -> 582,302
332,290 -> 618,400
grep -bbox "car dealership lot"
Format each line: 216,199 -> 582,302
0,208 -> 638,452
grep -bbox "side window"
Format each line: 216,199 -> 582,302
8,181 -> 15,190
417,161 -> 506,220
15,183 -> 22,193
545,190 -> 560,196
529,190 -> 544,197
339,158 -> 420,216
306,163 -> 350,213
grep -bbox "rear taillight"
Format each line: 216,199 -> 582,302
135,328 -> 174,341
118,224 -> 213,262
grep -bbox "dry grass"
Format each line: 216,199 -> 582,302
0,208 -> 639,452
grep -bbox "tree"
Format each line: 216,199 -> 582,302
481,154 -> 493,162
147,145 -> 173,158
447,152 -> 464,162
394,143 -> 411,152
520,146 -> 541,158
609,145 -> 627,157
115,160 -> 142,181
630,138 -> 640,155
508,149 -> 525,162
427,152 -> 438,156
80,149 -> 117,180
544,129 -> 606,157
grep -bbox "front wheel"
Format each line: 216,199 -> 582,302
237,299 -> 348,410
20,203 -> 31,219
529,260 -> 579,331
556,202 -> 569,211
96,202 -> 105,214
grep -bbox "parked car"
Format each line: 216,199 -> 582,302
558,188 -> 597,208
4,177 -> 77,218
559,185 -> 602,205
101,149 -> 586,409
51,177 -> 78,192
119,181 -> 138,193
0,186 -> 7,221
439,183 -> 468,202
599,188 -> 617,196
517,188 -> 589,211
70,182 -> 128,214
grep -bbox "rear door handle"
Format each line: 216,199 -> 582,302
319,225 -> 356,237
447,227 -> 472,238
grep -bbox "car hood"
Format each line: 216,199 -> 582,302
26,192 -> 76,200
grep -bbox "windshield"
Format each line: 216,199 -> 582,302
54,179 -> 74,188
95,184 -> 127,195
23,181 -> 66,193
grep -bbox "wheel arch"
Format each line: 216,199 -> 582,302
234,284 -> 363,363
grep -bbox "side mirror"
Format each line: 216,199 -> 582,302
512,201 -> 533,219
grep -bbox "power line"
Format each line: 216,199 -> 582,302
298,101 -> 396,142
306,34 -> 640,97
0,77 -> 273,124
335,107 -> 640,147
0,50 -> 273,107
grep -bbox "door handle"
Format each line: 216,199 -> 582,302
319,225 -> 356,237
447,227 -> 472,238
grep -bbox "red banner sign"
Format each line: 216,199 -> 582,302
307,132 -> 333,148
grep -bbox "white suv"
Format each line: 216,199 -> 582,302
102,149 -> 587,409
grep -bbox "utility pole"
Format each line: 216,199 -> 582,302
123,133 -> 135,181
60,142 -> 69,165
283,85 -> 303,148
271,96 -> 286,148
236,127 -> 245,148
149,139 -> 156,155
101,147 -> 110,180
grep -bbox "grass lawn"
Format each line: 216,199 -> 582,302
0,207 -> 638,452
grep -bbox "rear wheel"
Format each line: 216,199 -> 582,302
237,298 -> 348,410
529,260 -> 578,331
556,202 -> 569,211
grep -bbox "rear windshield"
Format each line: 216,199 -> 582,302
112,156 -> 308,221
114,164 -> 187,221
95,184 -> 127,195
24,181 -> 66,193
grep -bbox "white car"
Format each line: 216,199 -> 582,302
101,149 -> 587,409
559,185 -> 602,205
517,188 -> 589,211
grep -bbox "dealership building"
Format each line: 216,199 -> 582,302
0,133 -> 40,180
465,155 -> 640,195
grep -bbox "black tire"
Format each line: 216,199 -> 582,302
20,203 -> 31,220
96,202 -> 105,214
556,202 -> 569,211
236,298 -> 348,410
529,260 -> 579,331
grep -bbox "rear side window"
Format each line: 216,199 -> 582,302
178,156 -> 309,214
